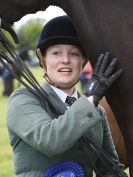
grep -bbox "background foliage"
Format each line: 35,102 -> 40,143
17,19 -> 44,50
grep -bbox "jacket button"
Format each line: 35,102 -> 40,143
88,112 -> 93,117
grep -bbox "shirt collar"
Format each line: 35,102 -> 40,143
50,85 -> 78,104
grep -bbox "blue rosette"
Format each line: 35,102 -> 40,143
44,161 -> 84,177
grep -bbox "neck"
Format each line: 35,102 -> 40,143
62,87 -> 75,96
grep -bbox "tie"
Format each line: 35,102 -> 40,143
65,96 -> 77,106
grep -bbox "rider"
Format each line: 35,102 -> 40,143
6,15 -> 124,177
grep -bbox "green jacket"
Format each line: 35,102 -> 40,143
6,82 -> 119,177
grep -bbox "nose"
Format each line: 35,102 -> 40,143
62,53 -> 70,63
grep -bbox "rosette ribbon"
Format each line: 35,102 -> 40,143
44,161 -> 84,177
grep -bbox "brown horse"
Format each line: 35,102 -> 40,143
0,0 -> 133,175
100,98 -> 128,165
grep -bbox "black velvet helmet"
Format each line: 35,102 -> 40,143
36,15 -> 86,55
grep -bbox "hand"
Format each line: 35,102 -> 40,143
84,52 -> 122,106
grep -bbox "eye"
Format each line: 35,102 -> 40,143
70,52 -> 81,57
53,52 -> 59,55
53,51 -> 61,55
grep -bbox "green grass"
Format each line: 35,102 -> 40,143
0,66 -> 129,177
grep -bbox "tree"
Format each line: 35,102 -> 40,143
17,18 -> 45,50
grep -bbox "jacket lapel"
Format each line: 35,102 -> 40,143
42,82 -> 67,115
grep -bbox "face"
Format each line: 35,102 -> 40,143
43,44 -> 85,88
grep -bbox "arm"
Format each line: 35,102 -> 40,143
7,88 -> 102,157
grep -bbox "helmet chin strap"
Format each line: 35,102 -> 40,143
44,72 -> 79,90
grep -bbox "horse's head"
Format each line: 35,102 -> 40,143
0,0 -> 54,24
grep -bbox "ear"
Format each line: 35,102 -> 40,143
36,48 -> 46,69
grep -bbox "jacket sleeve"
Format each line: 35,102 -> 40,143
95,106 -> 124,177
7,88 -> 103,157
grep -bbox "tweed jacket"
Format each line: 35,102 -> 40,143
6,82 -> 120,177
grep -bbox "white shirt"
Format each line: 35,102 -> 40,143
50,85 -> 78,108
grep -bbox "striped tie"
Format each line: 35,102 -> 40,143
65,96 -> 76,106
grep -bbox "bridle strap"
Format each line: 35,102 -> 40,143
0,18 -> 19,44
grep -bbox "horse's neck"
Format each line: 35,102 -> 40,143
58,0 -> 99,65
59,0 -> 133,65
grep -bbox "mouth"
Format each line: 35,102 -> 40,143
58,68 -> 72,73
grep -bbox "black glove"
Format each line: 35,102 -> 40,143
84,52 -> 122,106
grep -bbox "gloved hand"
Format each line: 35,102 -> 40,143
84,52 -> 122,106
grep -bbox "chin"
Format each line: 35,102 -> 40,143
57,81 -> 73,87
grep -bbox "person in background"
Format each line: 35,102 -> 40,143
0,63 -> 14,96
6,15 -> 124,177
80,61 -> 93,92
0,63 -> 4,80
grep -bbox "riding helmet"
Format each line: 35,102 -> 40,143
36,15 -> 85,55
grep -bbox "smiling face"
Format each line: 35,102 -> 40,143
43,44 -> 85,89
